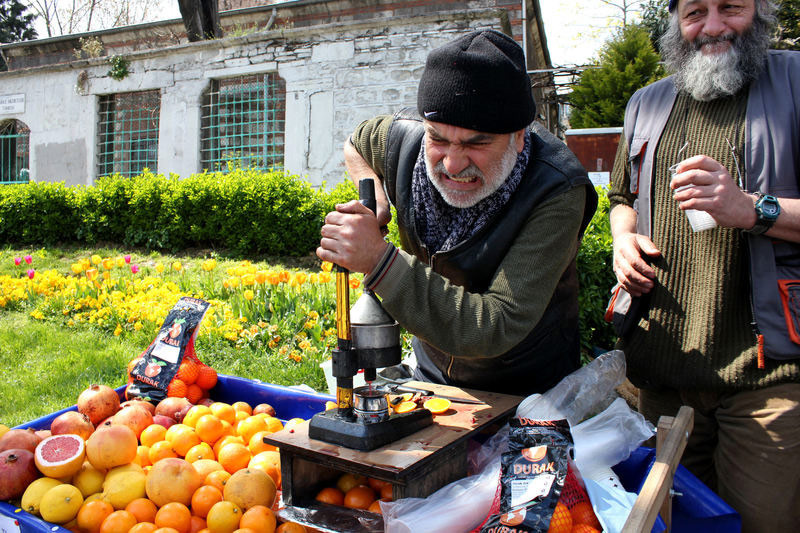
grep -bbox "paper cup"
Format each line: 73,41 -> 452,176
675,185 -> 717,232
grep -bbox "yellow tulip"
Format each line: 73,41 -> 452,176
321,261 -> 333,272
156,263 -> 165,273
255,271 -> 267,284
91,254 -> 102,265
243,289 -> 254,301
71,263 -> 83,274
172,261 -> 183,271
116,257 -> 125,268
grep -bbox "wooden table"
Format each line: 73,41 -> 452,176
264,381 -> 522,531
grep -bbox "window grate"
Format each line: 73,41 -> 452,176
97,90 -> 160,177
0,120 -> 30,184
201,73 -> 286,172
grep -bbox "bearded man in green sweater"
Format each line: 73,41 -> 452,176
609,0 -> 800,530
317,30 -> 597,397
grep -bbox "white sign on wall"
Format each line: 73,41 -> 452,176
0,93 -> 25,114
588,171 -> 610,186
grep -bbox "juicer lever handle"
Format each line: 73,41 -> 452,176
359,178 -> 376,218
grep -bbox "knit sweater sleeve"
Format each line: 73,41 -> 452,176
349,115 -> 394,179
368,186 -> 587,358
607,129 -> 636,210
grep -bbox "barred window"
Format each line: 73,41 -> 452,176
97,90 -> 160,177
201,73 -> 286,172
0,119 -> 30,184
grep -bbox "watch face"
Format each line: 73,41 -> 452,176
763,203 -> 779,216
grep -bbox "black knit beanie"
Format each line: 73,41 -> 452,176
417,30 -> 536,134
668,0 -> 677,11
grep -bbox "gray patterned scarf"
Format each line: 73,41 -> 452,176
411,130 -> 532,253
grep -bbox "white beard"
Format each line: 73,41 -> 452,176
680,43 -> 747,101
425,135 -> 519,208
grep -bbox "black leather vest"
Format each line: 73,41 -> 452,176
383,109 -> 598,395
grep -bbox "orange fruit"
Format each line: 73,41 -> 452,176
234,411 -> 249,426
315,487 -> 344,506
146,458 -> 203,507
570,501 -> 602,529
209,404 -> 236,425
247,451 -> 280,489
196,416 -> 225,444
149,440 -> 178,463
422,397 -> 451,414
343,485 -> 376,510
153,528 -> 181,533
367,478 -> 390,492
231,402 -> 252,416
168,427 -> 202,457
167,379 -> 188,398
547,501 -> 573,533
275,523 -> 305,533
125,497 -> 158,523
191,485 -> 224,519
238,506 -> 276,533
263,417 -> 283,434
336,473 -> 367,494
195,366 -> 218,390
99,509 -> 137,533
236,417 -> 268,443
129,523 -> 158,533
77,500 -> 114,533
155,502 -> 192,533
247,431 -> 277,455
185,442 -> 215,463
186,385 -> 204,405
394,401 -> 417,414
217,442 -> 251,474
367,500 -> 383,514
379,483 -> 393,501
192,459 -> 224,480
135,445 -> 152,467
205,501 -> 241,533
282,418 -> 305,432
570,525 -> 601,533
177,360 -> 199,385
141,424 -> 168,447
183,406 -> 213,429
204,470 -> 231,493
213,436 -> 245,458
189,516 -> 206,533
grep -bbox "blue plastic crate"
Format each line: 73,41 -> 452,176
2,375 -> 332,533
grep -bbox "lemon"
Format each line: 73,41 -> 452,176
72,462 -> 106,497
102,470 -> 146,509
21,478 -> 63,516
422,397 -> 451,415
84,492 -> 104,503
104,463 -> 143,484
39,484 -> 84,524
336,473 -> 367,494
0,423 -> 9,439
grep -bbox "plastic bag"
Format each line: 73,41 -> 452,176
516,350 -> 627,425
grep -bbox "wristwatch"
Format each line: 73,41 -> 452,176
744,193 -> 780,235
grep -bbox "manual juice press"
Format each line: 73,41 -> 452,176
308,180 -> 433,451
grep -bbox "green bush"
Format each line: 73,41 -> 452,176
577,186 -> 616,352
0,182 -> 81,245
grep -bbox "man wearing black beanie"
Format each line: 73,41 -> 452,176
317,29 -> 597,396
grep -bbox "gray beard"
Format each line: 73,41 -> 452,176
661,17 -> 771,101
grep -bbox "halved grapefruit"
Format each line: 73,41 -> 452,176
34,434 -> 86,478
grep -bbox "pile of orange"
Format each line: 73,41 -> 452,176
545,500 -> 603,533
126,355 -> 218,404
36,398 -> 311,533
314,472 -> 394,515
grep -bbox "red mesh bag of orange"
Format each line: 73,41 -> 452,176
476,418 -> 603,533
126,297 -> 217,404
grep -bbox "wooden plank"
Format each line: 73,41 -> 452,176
265,381 -> 521,480
656,416 -> 675,531
622,406 -> 694,533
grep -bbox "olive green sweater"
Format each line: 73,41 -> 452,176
351,117 -> 586,359
609,91 -> 800,391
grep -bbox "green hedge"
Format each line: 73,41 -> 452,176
0,173 -> 614,350
0,169 -> 356,256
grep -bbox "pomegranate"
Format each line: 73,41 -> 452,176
77,384 -> 121,426
85,425 -> 137,470
152,415 -> 177,429
50,411 -> 94,440
197,397 -> 214,407
111,404 -> 153,438
253,403 -> 276,417
34,430 -> 51,441
121,399 -> 156,415
0,449 -> 39,500
0,428 -> 42,453
155,397 -> 192,422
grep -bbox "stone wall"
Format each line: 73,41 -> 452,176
0,11 -> 507,186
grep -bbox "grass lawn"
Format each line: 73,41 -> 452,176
0,245 -> 338,428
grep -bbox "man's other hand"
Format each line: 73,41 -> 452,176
317,200 -> 389,274
613,232 -> 661,297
